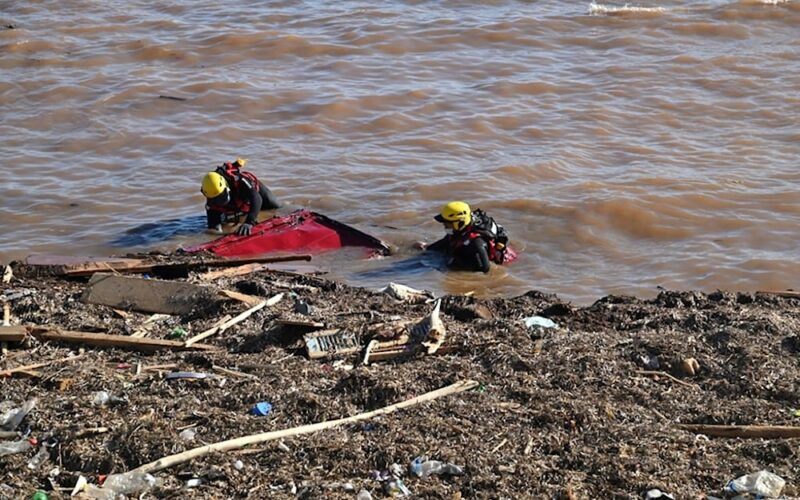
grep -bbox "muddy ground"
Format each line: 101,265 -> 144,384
0,254 -> 798,499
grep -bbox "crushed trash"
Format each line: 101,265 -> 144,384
409,457 -> 464,478
356,490 -> 373,500
523,315 -> 557,329
644,488 -> 675,500
384,478 -> 411,497
96,470 -> 159,498
179,428 -> 196,441
0,438 -> 33,457
379,283 -> 434,303
250,402 -> 273,416
724,470 -> 785,498
0,399 -> 36,431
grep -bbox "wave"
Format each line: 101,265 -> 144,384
588,2 -> 668,16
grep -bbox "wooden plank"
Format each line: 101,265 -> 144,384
65,254 -> 314,278
0,325 -> 27,342
219,290 -> 264,307
678,424 -> 800,439
184,294 -> 282,347
275,319 -> 325,329
24,255 -> 147,276
198,263 -> 268,281
82,273 -> 216,315
30,328 -> 216,352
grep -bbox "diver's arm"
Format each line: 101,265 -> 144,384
424,237 -> 449,252
470,238 -> 492,273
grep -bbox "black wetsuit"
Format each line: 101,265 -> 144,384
425,209 -> 508,273
427,230 -> 493,273
206,173 -> 281,229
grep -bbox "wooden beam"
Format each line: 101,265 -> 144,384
134,379 -> 479,473
0,325 -> 27,342
30,328 -> 216,352
678,424 -> 800,439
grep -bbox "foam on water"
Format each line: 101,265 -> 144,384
588,2 -> 668,15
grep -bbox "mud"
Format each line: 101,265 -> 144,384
1,256 -> 798,499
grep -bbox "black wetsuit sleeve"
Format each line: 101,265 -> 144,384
242,179 -> 262,226
469,238 -> 492,273
426,237 -> 449,252
206,208 -> 222,228
258,183 -> 282,210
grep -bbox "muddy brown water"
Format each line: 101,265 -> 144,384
1,1 -> 798,305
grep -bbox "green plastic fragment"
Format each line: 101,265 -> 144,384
168,326 -> 187,339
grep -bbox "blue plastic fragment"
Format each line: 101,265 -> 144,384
250,402 -> 272,416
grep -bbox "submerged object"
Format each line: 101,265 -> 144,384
184,209 -> 391,258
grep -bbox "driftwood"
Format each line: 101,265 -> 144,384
134,379 -> 478,473
184,293 -> 283,347
0,354 -> 84,378
30,328 -> 216,352
678,424 -> 800,439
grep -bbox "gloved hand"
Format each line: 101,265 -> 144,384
236,223 -> 253,236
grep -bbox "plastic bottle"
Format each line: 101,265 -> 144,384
27,445 -> 49,470
31,491 -> 48,500
0,438 -> 33,456
101,470 -> 158,496
410,458 -> 464,478
91,391 -> 110,406
356,490 -> 373,500
0,398 -> 37,431
725,470 -> 785,498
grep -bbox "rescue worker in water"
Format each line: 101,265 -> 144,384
418,201 -> 509,273
200,158 -> 281,236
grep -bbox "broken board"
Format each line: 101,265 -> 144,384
304,329 -> 360,359
82,273 -> 216,315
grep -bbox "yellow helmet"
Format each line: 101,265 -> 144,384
234,158 -> 248,168
434,201 -> 472,231
201,171 -> 228,198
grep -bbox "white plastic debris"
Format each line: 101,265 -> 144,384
725,470 -> 785,498
379,283 -> 433,303
179,428 -> 196,442
645,489 -> 674,500
523,316 -> 556,329
0,398 -> 37,431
